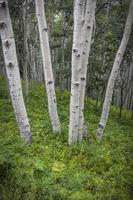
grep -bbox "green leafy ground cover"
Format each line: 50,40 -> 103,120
0,77 -> 133,200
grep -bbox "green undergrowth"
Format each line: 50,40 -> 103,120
0,77 -> 133,200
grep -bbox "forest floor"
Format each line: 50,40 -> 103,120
0,77 -> 133,200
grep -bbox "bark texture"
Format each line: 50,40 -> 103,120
0,0 -> 32,143
22,0 -> 29,97
96,0 -> 133,141
68,0 -> 85,145
78,0 -> 96,141
35,0 -> 60,133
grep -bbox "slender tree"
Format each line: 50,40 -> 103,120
78,0 -> 96,141
69,0 -> 85,145
0,0 -> 32,143
35,0 -> 60,133
22,0 -> 29,97
96,0 -> 133,141
69,0 -> 97,144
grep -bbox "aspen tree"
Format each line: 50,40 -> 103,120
96,0 -> 133,141
35,0 -> 60,133
22,0 -> 29,97
0,0 -> 32,143
68,0 -> 85,145
78,0 -> 96,141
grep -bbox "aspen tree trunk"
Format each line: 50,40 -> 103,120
36,50 -> 43,83
35,0 -> 60,133
22,0 -> 29,97
0,0 -> 32,143
34,22 -> 43,83
68,0 -> 85,145
60,11 -> 67,91
29,44 -> 38,83
96,0 -> 133,141
78,0 -> 96,141
126,52 -> 133,110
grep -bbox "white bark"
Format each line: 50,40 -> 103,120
34,23 -> 43,83
35,0 -> 60,133
29,44 -> 38,82
96,0 -> 133,141
22,0 -> 29,97
68,0 -> 85,145
0,0 -> 32,143
78,0 -> 96,141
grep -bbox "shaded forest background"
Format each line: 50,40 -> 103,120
0,0 -> 133,114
